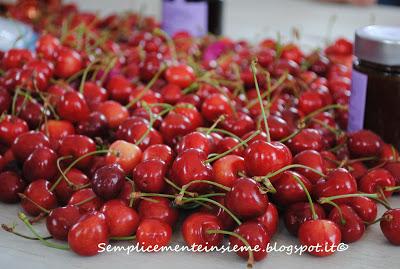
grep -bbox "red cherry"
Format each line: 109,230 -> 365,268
106,74 -> 133,104
384,162 -> 400,186
182,212 -> 223,248
40,120 -> 75,146
21,179 -> 57,216
0,171 -> 26,203
92,164 -> 125,200
100,199 -> 140,237
199,196 -> 235,230
229,221 -> 270,261
1,49 -> 34,69
298,219 -> 341,256
142,144 -> 174,167
171,148 -> 213,191
68,211 -> 108,256
272,171 -> 312,206
58,135 -> 96,169
220,112 -> 255,137
138,197 -> 179,226
287,128 -> 324,154
244,140 -> 292,177
347,161 -> 368,181
136,219 -> 172,249
380,209 -> 400,245
96,100 -> 129,128
57,91 -> 90,123
314,168 -> 357,202
82,82 -> 109,108
213,155 -> 245,188
215,137 -> 244,156
12,131 -> 51,162
284,202 -> 326,236
160,112 -> 194,145
46,205 -> 81,240
23,147 -> 58,182
329,204 -> 365,243
347,130 -> 382,158
35,34 -> 61,60
359,168 -> 396,198
165,65 -> 195,88
132,159 -> 166,193
201,93 -> 233,122
175,131 -> 214,156
346,196 -> 377,223
54,47 -> 82,78
68,188 -> 103,213
54,168 -> 90,204
161,83 -> 182,105
0,115 -> 29,146
76,111 -> 108,138
225,177 -> 268,219
293,150 -> 326,184
267,115 -> 291,141
256,202 -> 279,236
298,91 -> 325,115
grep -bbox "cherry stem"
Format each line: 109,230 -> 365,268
250,60 -> 271,142
179,180 -> 231,197
319,193 -> 392,210
265,164 -> 326,179
18,193 -> 50,214
347,156 -> 378,164
18,212 -> 70,251
197,127 -> 245,145
206,229 -> 254,269
110,235 -> 136,241
51,149 -> 110,192
279,127 -> 303,143
205,130 -> 260,164
50,155 -> 74,192
1,224 -> 52,240
70,195 -> 96,207
79,59 -> 99,93
385,186 -> 400,192
206,115 -> 225,135
99,56 -> 118,85
125,65 -> 166,109
164,177 -> 196,197
292,174 -> 318,220
323,200 -> 346,225
301,104 -> 347,123
135,102 -> 155,146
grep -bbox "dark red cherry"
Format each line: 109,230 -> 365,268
57,91 -> 90,123
68,188 -> 103,213
21,179 -> 57,216
92,164 -> 125,200
220,112 -> 255,137
46,205 -> 81,241
293,150 -> 326,184
23,147 -> 58,182
329,204 -> 365,243
0,171 -> 26,203
272,171 -> 312,206
57,135 -> 96,169
380,209 -> 400,245
284,202 -> 326,236
0,115 -> 29,146
359,168 -> 396,198
347,196 -> 377,223
133,159 -> 166,193
347,130 -> 382,158
11,131 -> 51,162
287,128 -> 324,154
256,202 -> 279,236
76,112 -> 108,138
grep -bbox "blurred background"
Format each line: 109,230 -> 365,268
53,0 -> 400,45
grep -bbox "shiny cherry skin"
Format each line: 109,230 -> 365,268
359,168 -> 396,198
225,177 -> 268,219
0,171 -> 26,203
200,196 -> 235,230
133,159 -> 166,193
142,144 -> 174,167
267,115 -> 292,141
293,150 -> 326,184
244,140 -> 292,177
160,112 -> 194,146
54,46 -> 82,78
40,120 -> 75,146
229,221 -> 270,261
284,202 -> 326,236
68,211 -> 108,256
57,91 -> 90,123
35,34 -> 60,59
347,161 -> 368,181
213,155 -> 245,188
314,168 -> 357,203
215,137 -> 244,156
298,219 -> 341,257
171,148 -> 213,191
23,147 -> 58,182
256,202 -> 279,236
175,131 -> 214,156
106,140 -> 142,174
68,188 -> 103,213
100,199 -> 140,237
347,130 -> 382,158
0,115 -> 29,146
106,74 -> 133,104
347,196 -> 377,223
182,212 -> 223,248
58,135 -> 96,169
95,100 -> 129,129
92,164 -> 125,200
46,205 -> 81,241
201,93 -> 234,122
11,131 -> 51,162
380,209 -> 400,245
329,204 -> 365,243
220,112 -> 255,137
384,162 -> 400,186
76,112 -> 108,138
136,219 -> 172,249
272,171 -> 312,206
54,168 -> 90,204
138,197 -> 179,227
165,64 -> 195,88
287,128 -> 324,154
21,179 -> 57,216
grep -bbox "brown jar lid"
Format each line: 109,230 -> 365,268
355,25 -> 400,66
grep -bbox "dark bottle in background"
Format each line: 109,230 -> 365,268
162,0 -> 223,37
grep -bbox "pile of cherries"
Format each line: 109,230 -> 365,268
0,1 -> 399,267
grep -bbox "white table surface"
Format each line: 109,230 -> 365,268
1,0 -> 400,268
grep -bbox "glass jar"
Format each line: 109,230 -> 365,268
349,25 -> 400,150
161,0 -> 223,37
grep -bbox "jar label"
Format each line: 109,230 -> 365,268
162,0 -> 208,37
348,69 -> 368,132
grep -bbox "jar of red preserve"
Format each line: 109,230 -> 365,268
349,25 -> 400,150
